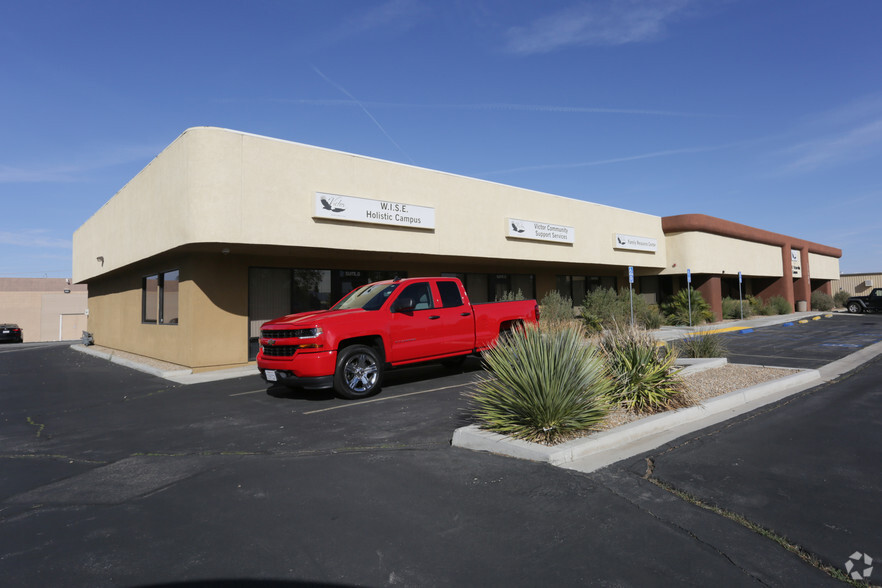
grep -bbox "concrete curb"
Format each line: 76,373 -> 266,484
71,344 -> 258,384
72,344 -> 192,379
452,367 -> 822,466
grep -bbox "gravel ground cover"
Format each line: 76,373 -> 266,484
597,363 -> 799,431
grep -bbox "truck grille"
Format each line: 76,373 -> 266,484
262,345 -> 298,357
262,329 -> 299,339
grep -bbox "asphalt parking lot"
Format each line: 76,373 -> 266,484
1,314 -> 881,586
720,312 -> 882,369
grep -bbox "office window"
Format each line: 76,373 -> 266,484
142,270 -> 180,325
556,275 -> 617,304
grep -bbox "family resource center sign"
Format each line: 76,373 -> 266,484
314,192 -> 435,229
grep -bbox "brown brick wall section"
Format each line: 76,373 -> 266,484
662,214 -> 841,314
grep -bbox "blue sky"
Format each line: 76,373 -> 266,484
2,0 -> 880,278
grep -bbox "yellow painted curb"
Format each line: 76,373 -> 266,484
681,325 -> 754,337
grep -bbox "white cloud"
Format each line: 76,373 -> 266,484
773,95 -> 882,175
318,0 -> 428,48
504,0 -> 694,55
778,118 -> 882,173
0,230 -> 71,249
283,98 -> 718,118
482,143 -> 731,176
0,143 -> 159,183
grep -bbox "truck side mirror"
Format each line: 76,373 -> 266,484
392,297 -> 415,313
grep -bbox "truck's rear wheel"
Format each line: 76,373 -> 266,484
334,344 -> 383,399
848,302 -> 863,314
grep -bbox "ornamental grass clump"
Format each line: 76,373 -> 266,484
468,322 -> 610,445
677,330 -> 728,359
597,327 -> 687,415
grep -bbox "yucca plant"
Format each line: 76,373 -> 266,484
661,289 -> 714,326
468,322 -> 610,445
597,327 -> 687,414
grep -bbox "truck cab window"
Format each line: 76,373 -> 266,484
437,281 -> 463,308
398,283 -> 433,310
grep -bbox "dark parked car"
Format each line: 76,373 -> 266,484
0,323 -> 23,343
846,288 -> 882,314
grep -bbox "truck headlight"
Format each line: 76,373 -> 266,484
295,327 -> 322,339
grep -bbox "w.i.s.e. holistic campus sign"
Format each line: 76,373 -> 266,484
314,192 -> 435,229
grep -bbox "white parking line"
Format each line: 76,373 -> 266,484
303,382 -> 469,415
229,389 -> 267,397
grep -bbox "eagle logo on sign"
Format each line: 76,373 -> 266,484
320,196 -> 346,213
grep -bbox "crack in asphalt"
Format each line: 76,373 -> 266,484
594,469 -> 769,585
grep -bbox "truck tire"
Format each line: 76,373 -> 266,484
848,302 -> 863,314
334,344 -> 383,399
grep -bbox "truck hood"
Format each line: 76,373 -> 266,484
260,308 -> 366,329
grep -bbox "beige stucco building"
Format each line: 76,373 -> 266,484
72,127 -> 841,370
0,278 -> 88,342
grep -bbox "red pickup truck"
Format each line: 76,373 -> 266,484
257,277 -> 539,399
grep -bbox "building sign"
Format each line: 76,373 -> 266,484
791,249 -> 802,278
314,192 -> 435,230
613,233 -> 658,252
507,218 -> 574,244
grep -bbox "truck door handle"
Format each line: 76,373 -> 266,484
429,315 -> 441,320
460,312 -> 471,317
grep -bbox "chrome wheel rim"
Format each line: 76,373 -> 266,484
344,353 -> 379,392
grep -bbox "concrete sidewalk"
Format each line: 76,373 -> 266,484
651,310 -> 836,342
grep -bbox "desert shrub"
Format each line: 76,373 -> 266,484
676,330 -> 728,358
833,290 -> 851,308
810,291 -> 834,311
639,305 -> 664,330
721,297 -> 739,319
539,290 -> 576,326
496,289 -> 525,302
768,295 -> 792,315
580,288 -> 650,331
468,323 -> 610,445
661,289 -> 714,326
596,327 -> 687,414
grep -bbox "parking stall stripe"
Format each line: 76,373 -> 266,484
229,389 -> 268,397
303,382 -> 470,415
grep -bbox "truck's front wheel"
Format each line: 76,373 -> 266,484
334,345 -> 383,399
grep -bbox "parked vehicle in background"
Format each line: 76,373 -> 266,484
257,277 -> 539,399
846,288 -> 882,314
0,324 -> 23,343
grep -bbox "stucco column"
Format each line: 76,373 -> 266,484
793,248 -> 811,306
696,275 -> 722,322
755,246 -> 794,306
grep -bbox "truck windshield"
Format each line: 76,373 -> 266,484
333,284 -> 398,311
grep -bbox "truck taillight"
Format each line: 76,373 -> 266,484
534,303 -> 540,322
